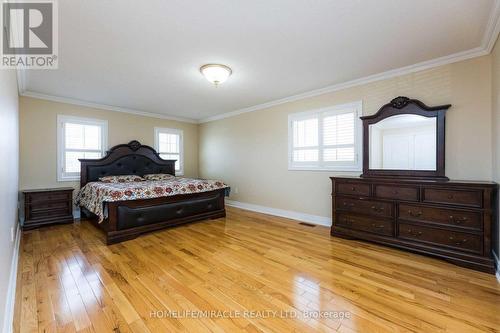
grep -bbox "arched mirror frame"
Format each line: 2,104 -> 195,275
361,97 -> 451,180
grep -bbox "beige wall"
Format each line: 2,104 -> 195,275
0,70 -> 19,331
199,56 -> 493,219
492,36 -> 500,258
19,97 -> 199,193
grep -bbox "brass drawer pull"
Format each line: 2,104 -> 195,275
371,206 -> 385,213
449,236 -> 468,246
342,202 -> 355,208
408,210 -> 423,217
407,229 -> 423,237
448,216 -> 468,224
371,223 -> 385,229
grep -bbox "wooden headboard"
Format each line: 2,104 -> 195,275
79,140 -> 176,187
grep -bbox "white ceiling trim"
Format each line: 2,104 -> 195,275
16,0 -> 500,125
200,47 -> 487,123
200,1 -> 500,123
20,91 -> 198,124
484,0 -> 500,53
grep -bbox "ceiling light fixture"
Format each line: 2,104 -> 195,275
200,64 -> 232,86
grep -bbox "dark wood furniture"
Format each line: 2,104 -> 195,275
79,140 -> 226,244
361,96 -> 450,180
330,97 -> 499,273
331,177 -> 498,273
22,187 -> 74,230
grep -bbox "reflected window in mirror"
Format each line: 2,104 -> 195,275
369,115 -> 436,171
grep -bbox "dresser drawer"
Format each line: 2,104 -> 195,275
422,188 -> 482,208
398,223 -> 482,254
336,213 -> 393,236
336,196 -> 393,218
336,182 -> 370,196
374,185 -> 419,201
399,204 -> 482,230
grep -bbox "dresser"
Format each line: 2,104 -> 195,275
331,177 -> 498,273
22,188 -> 74,230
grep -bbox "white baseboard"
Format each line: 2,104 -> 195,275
2,224 -> 21,333
493,251 -> 500,283
226,200 -> 331,227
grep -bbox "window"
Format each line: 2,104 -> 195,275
154,127 -> 184,175
57,115 -> 108,181
288,101 -> 362,171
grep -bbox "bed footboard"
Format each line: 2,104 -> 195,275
83,189 -> 226,244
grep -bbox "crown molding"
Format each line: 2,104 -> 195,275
200,1 -> 500,123
484,0 -> 500,53
17,1 -> 500,124
21,91 -> 199,124
199,47 -> 487,123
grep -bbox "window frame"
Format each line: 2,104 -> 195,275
57,115 -> 108,182
154,127 -> 184,175
288,101 -> 363,172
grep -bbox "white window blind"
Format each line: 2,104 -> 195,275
155,127 -> 184,175
288,101 -> 362,171
57,115 -> 108,181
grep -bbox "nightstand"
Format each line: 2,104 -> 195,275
22,187 -> 74,230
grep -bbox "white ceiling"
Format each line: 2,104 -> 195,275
22,0 -> 499,122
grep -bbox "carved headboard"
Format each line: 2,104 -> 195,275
79,140 -> 176,187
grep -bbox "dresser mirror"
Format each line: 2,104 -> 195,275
361,97 -> 451,180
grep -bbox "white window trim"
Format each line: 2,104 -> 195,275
57,115 -> 108,182
154,127 -> 184,176
288,101 -> 363,172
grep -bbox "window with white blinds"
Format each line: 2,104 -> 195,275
57,115 -> 108,181
288,101 -> 362,171
154,127 -> 184,175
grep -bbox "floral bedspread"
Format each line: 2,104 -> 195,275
75,177 -> 228,222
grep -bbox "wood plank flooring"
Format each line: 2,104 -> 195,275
13,206 -> 500,332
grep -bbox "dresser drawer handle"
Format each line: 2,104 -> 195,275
448,216 -> 468,224
408,210 -> 422,217
371,223 -> 385,229
447,194 -> 454,199
342,202 -> 355,208
449,236 -> 468,246
351,186 -> 356,191
371,206 -> 385,212
407,229 -> 422,237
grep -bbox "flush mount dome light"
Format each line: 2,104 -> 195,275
200,64 -> 232,86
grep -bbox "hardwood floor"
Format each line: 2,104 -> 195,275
13,206 -> 500,333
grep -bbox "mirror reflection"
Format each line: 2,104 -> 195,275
369,114 -> 437,170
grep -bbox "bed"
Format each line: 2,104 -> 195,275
76,140 -> 228,244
